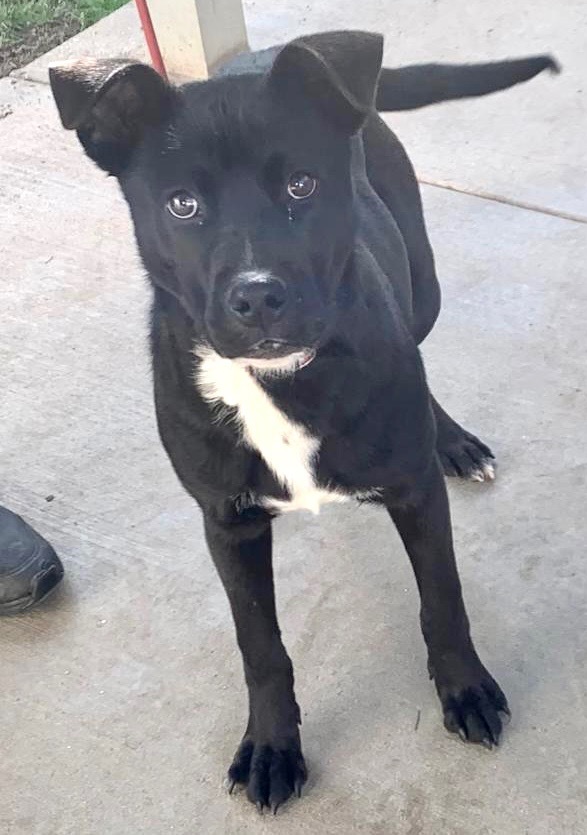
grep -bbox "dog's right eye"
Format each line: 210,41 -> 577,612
166,191 -> 199,219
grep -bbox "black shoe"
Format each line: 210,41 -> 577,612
0,507 -> 64,615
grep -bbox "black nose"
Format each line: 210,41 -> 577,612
226,275 -> 288,325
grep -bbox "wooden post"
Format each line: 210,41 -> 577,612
145,0 -> 249,82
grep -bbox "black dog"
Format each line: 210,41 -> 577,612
49,32 -> 557,812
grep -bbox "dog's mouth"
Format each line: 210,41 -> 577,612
237,339 -> 316,373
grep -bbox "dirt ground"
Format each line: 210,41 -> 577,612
0,0 -> 126,77
0,16 -> 81,76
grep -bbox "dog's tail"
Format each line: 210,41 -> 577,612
375,55 -> 560,112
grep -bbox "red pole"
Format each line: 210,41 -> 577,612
134,0 -> 168,80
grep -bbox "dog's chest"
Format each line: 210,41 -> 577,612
195,350 -> 350,514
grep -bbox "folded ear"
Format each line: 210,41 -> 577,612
49,59 -> 173,175
269,31 -> 384,133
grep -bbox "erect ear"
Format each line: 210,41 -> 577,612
269,31 -> 384,133
49,59 -> 173,175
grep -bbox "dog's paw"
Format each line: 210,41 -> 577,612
227,736 -> 307,814
437,427 -> 496,482
436,668 -> 510,749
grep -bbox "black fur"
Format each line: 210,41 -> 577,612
50,31 -> 556,812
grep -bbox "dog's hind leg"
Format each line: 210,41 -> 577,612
363,113 -> 441,345
363,115 -> 496,480
431,396 -> 495,482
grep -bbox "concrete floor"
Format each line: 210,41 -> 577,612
1,2 -> 586,833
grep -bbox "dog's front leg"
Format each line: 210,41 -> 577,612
203,509 -> 306,811
384,458 -> 510,747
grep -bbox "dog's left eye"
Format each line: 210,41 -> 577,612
166,191 -> 199,219
287,172 -> 317,200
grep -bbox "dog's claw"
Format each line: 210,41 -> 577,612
440,666 -> 509,750
482,461 -> 496,481
228,735 -> 307,812
227,778 -> 236,795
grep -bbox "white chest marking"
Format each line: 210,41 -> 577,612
195,348 -> 349,514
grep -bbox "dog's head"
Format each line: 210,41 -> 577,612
49,32 -> 383,367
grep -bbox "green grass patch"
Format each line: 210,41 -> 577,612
0,0 -> 127,48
